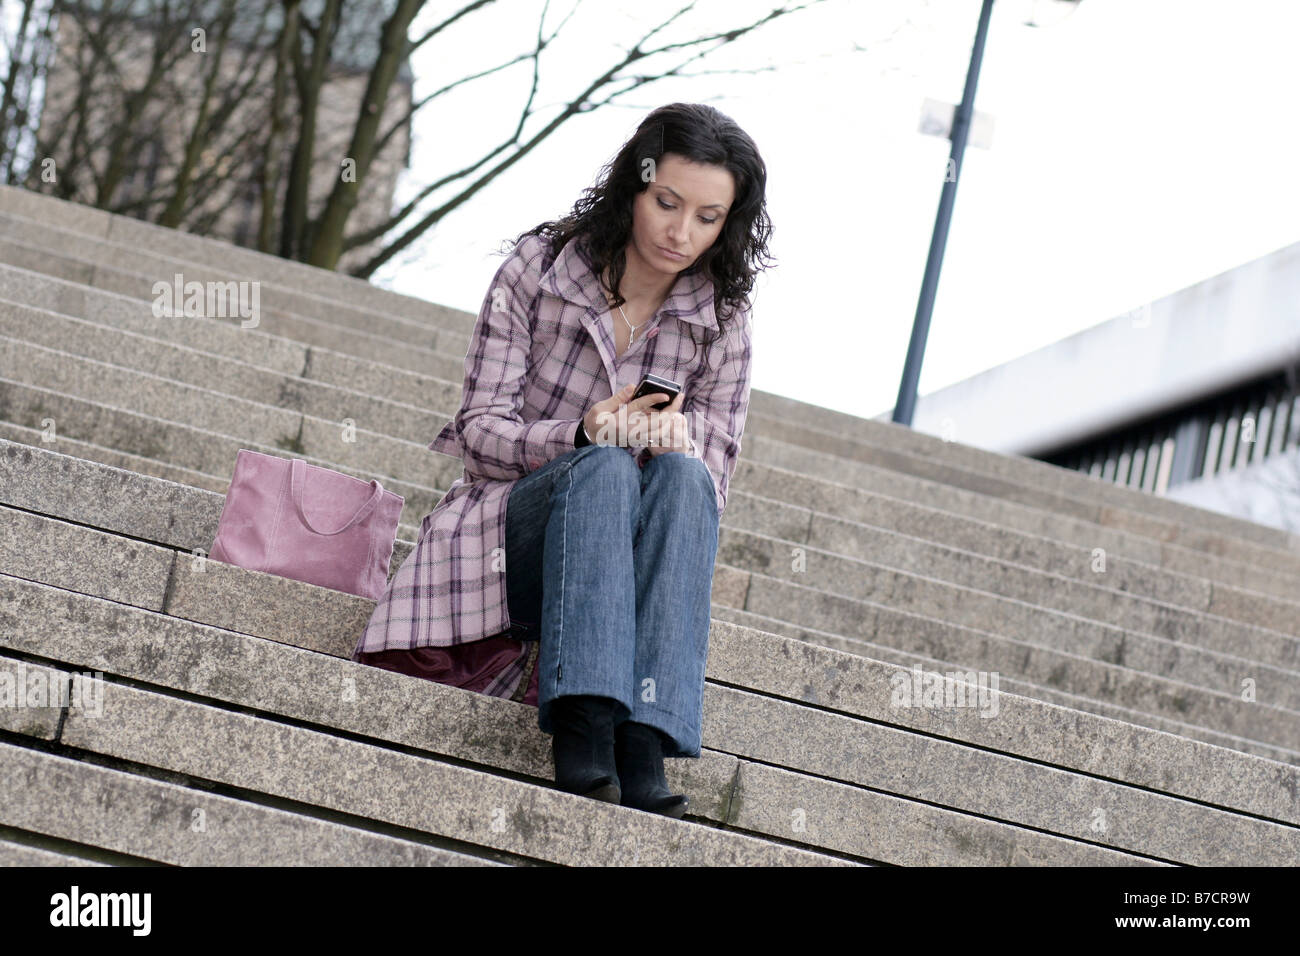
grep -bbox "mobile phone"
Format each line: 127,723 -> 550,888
632,374 -> 682,410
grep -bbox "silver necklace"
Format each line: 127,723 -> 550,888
616,302 -> 648,345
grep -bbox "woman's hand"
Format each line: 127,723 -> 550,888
643,391 -> 692,457
582,383 -> 639,445
583,384 -> 691,453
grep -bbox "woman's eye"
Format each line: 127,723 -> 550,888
657,197 -> 718,225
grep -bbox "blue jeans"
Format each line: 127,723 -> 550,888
503,443 -> 719,758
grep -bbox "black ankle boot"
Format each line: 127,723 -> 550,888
550,695 -> 621,803
614,721 -> 688,818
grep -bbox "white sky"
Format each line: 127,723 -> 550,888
372,0 -> 1300,422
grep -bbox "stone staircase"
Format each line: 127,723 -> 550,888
1,183 -> 1297,866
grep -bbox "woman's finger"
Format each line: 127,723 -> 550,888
630,392 -> 669,413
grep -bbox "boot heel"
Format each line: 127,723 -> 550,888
615,721 -> 689,818
551,695 -> 621,804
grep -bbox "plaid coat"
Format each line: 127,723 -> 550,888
352,233 -> 754,699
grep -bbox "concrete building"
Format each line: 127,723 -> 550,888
877,239 -> 1300,534
33,0 -> 412,275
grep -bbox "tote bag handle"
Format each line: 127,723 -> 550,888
289,458 -> 384,536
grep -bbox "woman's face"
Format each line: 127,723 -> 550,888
627,152 -> 735,280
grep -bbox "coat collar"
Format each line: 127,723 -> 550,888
539,235 -> 719,331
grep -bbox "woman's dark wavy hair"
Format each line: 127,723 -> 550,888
505,102 -> 774,373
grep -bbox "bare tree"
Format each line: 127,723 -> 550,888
4,0 -> 280,226
1,0 -> 853,277
0,0 -> 57,183
331,0 -> 835,278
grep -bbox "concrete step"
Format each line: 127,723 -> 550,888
0,224 -> 462,354
2,300 -> 1295,649
717,539 -> 1300,715
5,186 -> 1299,863
748,391 -> 1300,557
4,440 -> 1298,763
5,314 -> 1294,749
710,602 -> 1300,765
716,520 -> 1300,673
0,574 -> 1258,868
0,837 -> 112,866
5,450 -> 1299,861
731,444 -> 1300,602
2,244 -> 1295,584
3,346 -> 1292,624
0,185 -> 470,331
0,650 -> 850,866
0,738 -> 496,866
713,563 -> 1300,757
7,476 -> 1296,760
6,574 -> 1286,865
2,321 -> 1295,665
744,412 -> 1300,574
2,284 -> 1296,611
1,201 -> 1293,566
5,342 -> 1299,754
730,463 -> 1300,625
0,252 -> 470,384
0,302 -> 462,485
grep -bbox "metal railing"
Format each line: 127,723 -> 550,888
1039,367 -> 1300,494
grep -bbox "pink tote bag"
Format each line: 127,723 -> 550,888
209,449 -> 404,601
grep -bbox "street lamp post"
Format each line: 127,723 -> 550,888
891,0 -> 996,427
891,0 -> 1083,428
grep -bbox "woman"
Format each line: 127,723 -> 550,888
353,102 -> 772,819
